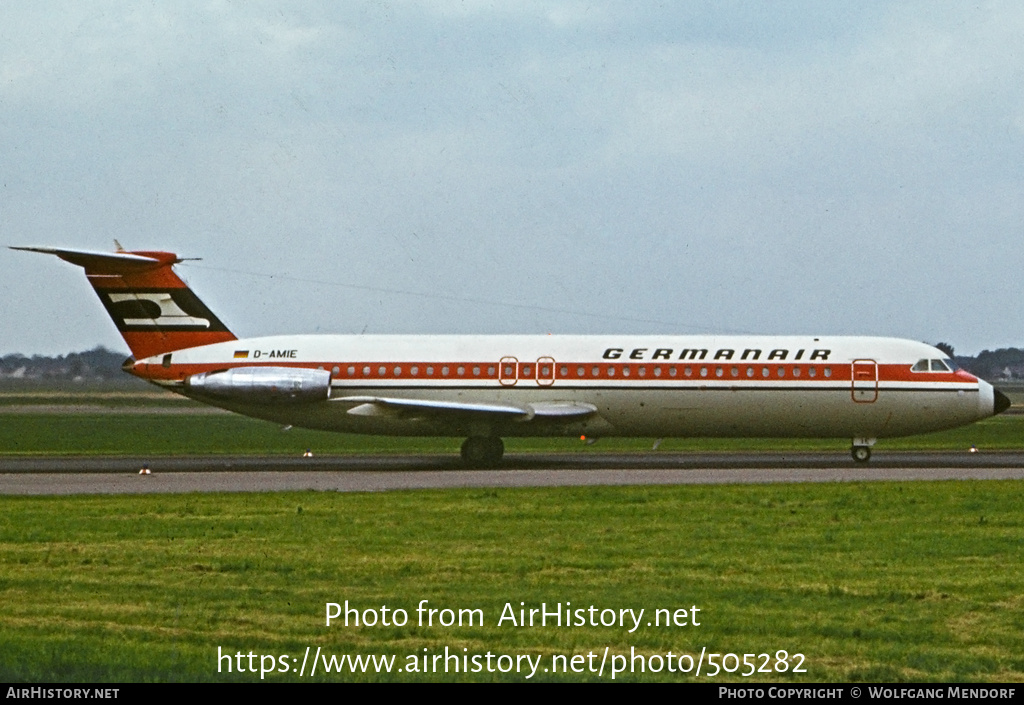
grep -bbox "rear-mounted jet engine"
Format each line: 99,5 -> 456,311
185,366 -> 331,404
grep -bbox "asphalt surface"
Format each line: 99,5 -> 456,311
2,451 -> 1024,494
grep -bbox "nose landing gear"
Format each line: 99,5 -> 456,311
851,437 -> 876,463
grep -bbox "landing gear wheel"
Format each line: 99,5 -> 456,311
461,436 -> 504,467
851,446 -> 871,463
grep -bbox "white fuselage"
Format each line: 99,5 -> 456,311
134,334 -> 998,440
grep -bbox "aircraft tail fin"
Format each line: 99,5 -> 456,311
11,246 -> 237,359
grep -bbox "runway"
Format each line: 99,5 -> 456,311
3,451 -> 1024,494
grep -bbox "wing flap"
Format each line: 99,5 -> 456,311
335,396 -> 597,421
339,396 -> 529,418
525,401 -> 599,418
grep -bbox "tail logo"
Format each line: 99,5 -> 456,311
100,289 -> 229,332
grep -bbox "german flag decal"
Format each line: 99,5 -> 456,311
233,350 -> 250,359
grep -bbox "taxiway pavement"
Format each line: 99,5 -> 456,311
2,452 -> 1024,495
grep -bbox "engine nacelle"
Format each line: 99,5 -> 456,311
185,366 -> 331,404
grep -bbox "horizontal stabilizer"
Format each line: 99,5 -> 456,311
10,246 -> 169,271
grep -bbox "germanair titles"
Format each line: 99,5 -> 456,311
601,347 -> 831,362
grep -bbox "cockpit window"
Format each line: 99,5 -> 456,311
912,358 -> 957,373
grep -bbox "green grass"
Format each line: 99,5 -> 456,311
1,412 -> 1022,456
0,392 -> 201,407
1,482 -> 1022,682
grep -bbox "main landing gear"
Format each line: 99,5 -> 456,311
461,436 -> 504,467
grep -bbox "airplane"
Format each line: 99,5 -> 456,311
11,245 -> 1011,466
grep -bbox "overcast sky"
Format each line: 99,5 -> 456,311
3,2 -> 1023,357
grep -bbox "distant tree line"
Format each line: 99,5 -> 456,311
0,347 -> 147,388
954,348 -> 1024,382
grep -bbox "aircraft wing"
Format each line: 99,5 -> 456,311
335,396 -> 597,421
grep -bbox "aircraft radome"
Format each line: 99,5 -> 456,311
12,245 -> 1011,466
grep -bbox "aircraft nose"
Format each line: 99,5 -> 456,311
994,388 -> 1012,415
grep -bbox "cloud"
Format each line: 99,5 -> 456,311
2,2 -> 1023,353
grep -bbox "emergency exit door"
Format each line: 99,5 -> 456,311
851,360 -> 878,403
